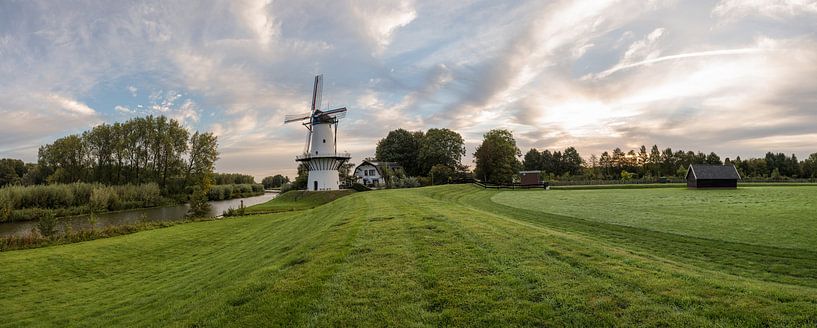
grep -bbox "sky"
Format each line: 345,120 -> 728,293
1,0 -> 816,179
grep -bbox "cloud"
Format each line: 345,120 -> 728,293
45,94 -> 97,116
587,47 -> 767,79
350,0 -> 417,53
713,0 -> 817,20
115,105 -> 134,114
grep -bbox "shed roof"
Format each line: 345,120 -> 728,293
686,164 -> 741,180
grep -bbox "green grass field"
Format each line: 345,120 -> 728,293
492,186 -> 817,249
1,185 -> 816,326
244,190 -> 354,214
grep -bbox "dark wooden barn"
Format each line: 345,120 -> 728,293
685,164 -> 741,189
519,170 -> 542,186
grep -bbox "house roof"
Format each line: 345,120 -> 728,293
364,161 -> 402,169
354,160 -> 403,176
686,164 -> 741,180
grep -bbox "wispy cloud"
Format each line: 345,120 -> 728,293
587,48 -> 768,80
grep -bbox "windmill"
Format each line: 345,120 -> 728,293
284,75 -> 351,191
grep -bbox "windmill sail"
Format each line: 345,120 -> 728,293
284,112 -> 312,123
312,74 -> 323,112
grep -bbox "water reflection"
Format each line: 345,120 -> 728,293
0,192 -> 278,238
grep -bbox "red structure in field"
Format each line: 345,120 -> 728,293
519,170 -> 542,186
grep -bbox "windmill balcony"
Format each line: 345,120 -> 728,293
296,152 -> 351,161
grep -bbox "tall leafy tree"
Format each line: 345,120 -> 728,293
186,131 -> 219,215
562,147 -> 584,175
418,128 -> 466,175
522,148 -> 542,171
375,129 -> 424,176
803,153 -> 817,178
473,129 -> 520,184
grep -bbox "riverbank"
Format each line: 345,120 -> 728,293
0,192 -> 276,241
0,190 -> 359,251
0,183 -> 264,223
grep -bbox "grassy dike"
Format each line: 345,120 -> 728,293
244,190 -> 355,214
1,185 -> 816,326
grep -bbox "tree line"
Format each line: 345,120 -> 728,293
0,115 -> 222,216
471,129 -> 817,183
273,126 -> 817,189
23,115 -> 219,197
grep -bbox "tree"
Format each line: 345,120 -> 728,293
599,151 -> 612,178
429,164 -> 455,185
473,129 -> 521,184
638,145 -> 648,168
292,163 -> 309,190
649,145 -> 661,177
339,162 -> 357,186
39,134 -> 87,184
262,175 -> 289,189
0,158 -> 26,186
186,132 -> 219,216
418,128 -> 466,175
375,129 -> 424,176
705,152 -> 722,165
522,148 -> 542,171
802,153 -> 817,178
562,147 -> 584,176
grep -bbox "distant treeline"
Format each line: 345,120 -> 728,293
213,173 -> 256,185
585,145 -> 817,179
466,129 -> 817,184
207,184 -> 264,201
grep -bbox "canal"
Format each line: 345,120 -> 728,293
0,192 -> 278,238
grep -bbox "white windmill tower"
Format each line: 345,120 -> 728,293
284,75 -> 351,191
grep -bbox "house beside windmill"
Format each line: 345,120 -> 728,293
284,75 -> 351,191
686,164 -> 741,189
354,160 -> 403,188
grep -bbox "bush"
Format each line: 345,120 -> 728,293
90,187 -> 112,212
280,183 -> 298,193
36,210 -> 59,238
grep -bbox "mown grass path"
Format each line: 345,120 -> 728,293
1,185 -> 815,326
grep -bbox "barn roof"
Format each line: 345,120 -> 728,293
686,164 -> 741,180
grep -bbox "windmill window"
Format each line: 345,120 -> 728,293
323,139 -> 326,143
315,150 -> 318,154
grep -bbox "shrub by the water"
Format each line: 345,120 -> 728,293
35,210 -> 58,238
0,183 -> 165,222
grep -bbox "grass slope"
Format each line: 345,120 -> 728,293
1,185 -> 816,326
244,190 -> 354,214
